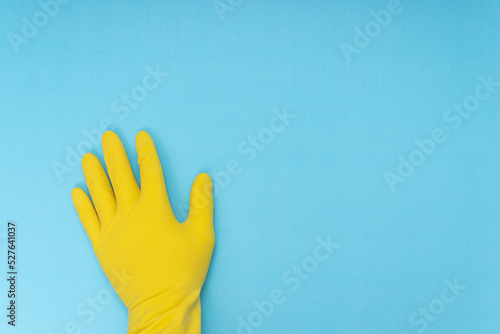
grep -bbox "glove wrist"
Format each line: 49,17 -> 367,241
127,290 -> 202,334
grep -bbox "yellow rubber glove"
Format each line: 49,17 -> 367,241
71,130 -> 215,334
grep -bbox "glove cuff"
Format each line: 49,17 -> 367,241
127,290 -> 201,334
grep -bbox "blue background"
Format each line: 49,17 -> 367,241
1,0 -> 499,333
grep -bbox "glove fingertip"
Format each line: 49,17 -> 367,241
71,187 -> 85,207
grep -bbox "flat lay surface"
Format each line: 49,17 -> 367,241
0,1 -> 499,333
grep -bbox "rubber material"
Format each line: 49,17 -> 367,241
71,130 -> 215,333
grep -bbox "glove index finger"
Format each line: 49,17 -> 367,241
136,131 -> 165,192
135,131 -> 176,221
71,187 -> 100,247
